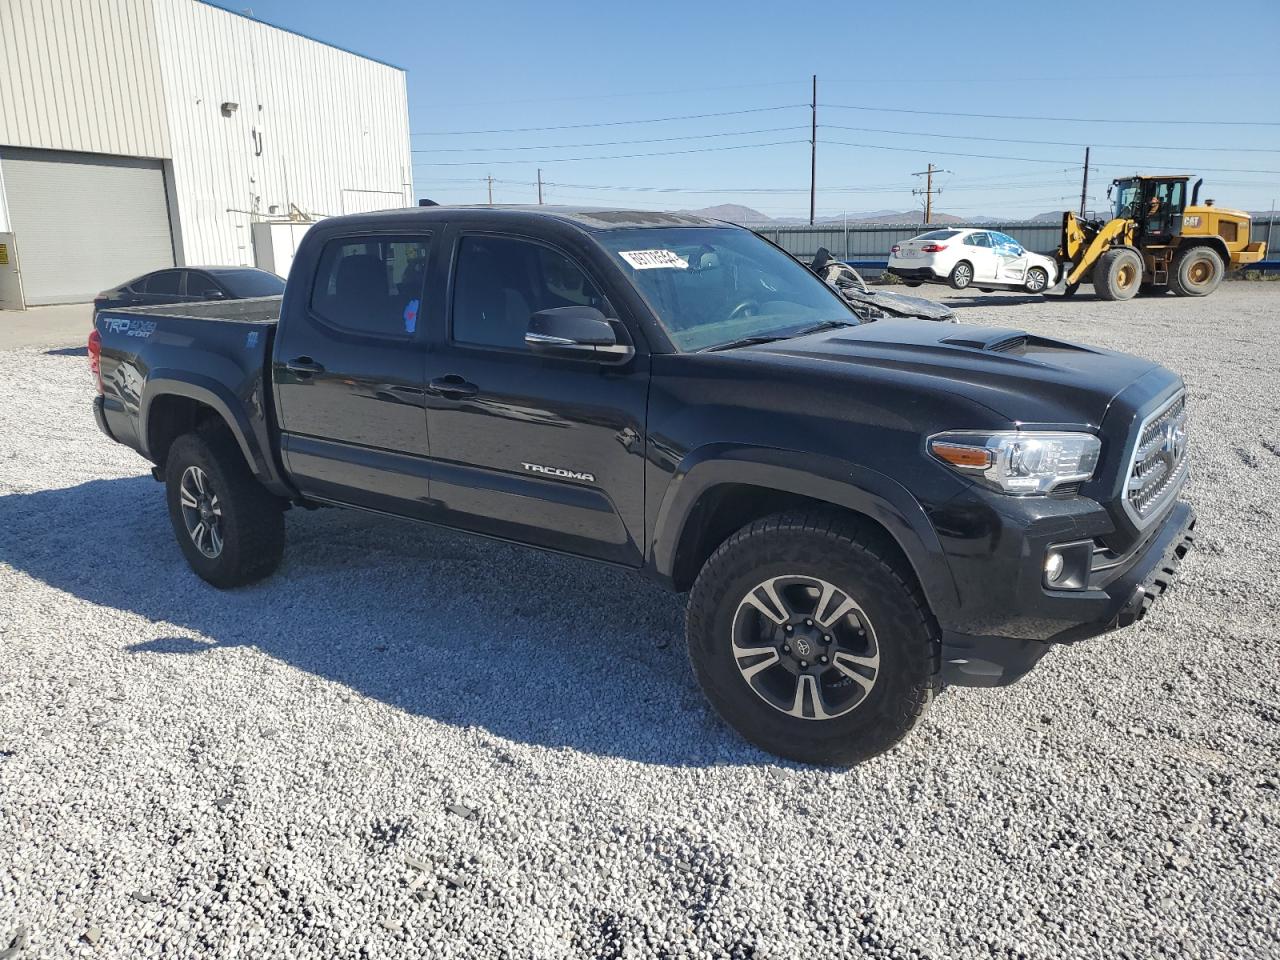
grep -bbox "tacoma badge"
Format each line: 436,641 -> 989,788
521,462 -> 595,483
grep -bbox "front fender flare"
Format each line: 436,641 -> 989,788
650,443 -> 960,619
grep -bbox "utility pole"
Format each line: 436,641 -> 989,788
809,74 -> 817,226
1267,199 -> 1276,259
537,168 -> 544,205
911,164 -> 946,224
1079,147 -> 1091,217
486,175 -> 494,205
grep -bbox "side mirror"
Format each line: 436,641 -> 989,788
525,306 -> 634,363
198,289 -> 225,300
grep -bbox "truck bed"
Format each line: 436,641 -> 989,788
100,295 -> 283,324
94,297 -> 284,490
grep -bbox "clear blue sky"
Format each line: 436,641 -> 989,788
212,0 -> 1280,221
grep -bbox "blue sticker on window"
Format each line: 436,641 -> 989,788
246,330 -> 259,349
404,298 -> 419,334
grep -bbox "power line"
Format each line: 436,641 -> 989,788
821,123 -> 1280,154
413,104 -> 806,136
825,103 -> 1280,127
414,80 -> 803,110
413,138 -> 807,166
823,139 -> 1280,175
411,125 -> 807,154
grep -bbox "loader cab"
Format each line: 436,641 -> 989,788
1109,175 -> 1190,244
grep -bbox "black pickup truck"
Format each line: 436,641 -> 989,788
91,207 -> 1195,765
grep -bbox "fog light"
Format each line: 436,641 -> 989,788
1044,551 -> 1065,583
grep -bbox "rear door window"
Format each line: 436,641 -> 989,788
967,232 -> 992,248
144,270 -> 182,295
310,235 -> 431,337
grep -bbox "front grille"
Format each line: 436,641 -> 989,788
1124,392 -> 1189,524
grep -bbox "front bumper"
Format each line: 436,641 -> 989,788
941,499 -> 1196,686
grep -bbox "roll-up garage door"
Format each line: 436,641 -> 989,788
0,147 -> 174,305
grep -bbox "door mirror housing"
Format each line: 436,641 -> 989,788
525,306 -> 634,363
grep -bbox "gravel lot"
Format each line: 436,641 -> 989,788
2,284 -> 1278,959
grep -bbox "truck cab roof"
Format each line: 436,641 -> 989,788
334,205 -> 724,232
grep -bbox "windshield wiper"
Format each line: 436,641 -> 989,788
700,319 -> 857,353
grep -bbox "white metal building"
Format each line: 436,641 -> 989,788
0,0 -> 413,308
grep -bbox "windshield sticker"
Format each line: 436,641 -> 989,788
245,331 -> 259,349
618,249 -> 688,270
404,298 -> 420,334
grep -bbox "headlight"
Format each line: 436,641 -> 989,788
928,431 -> 1101,495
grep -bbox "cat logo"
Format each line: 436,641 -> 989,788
521,462 -> 595,483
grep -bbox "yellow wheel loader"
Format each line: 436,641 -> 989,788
1056,175 -> 1266,300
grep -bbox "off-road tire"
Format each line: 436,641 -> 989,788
1169,245 -> 1224,297
686,511 -> 940,766
164,425 -> 285,588
1093,246 -> 1144,301
948,260 -> 974,290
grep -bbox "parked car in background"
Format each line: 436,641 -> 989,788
93,267 -> 285,314
889,229 -> 1058,293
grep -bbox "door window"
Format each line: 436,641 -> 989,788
310,235 -> 431,337
451,235 -> 608,350
992,233 -> 1024,255
144,271 -> 182,295
967,232 -> 992,248
187,272 -> 224,299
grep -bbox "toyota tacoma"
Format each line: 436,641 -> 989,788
90,207 -> 1195,765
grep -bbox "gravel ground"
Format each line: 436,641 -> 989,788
2,284 -> 1278,959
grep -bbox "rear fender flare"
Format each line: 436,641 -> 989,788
140,373 -> 273,485
650,443 -> 960,618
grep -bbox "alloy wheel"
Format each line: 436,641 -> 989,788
731,575 -> 880,721
178,465 -> 224,558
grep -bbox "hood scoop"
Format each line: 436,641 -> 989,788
940,328 -> 1029,352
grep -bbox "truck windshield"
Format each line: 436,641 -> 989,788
596,227 -> 855,352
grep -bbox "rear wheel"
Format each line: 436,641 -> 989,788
902,280 -> 923,288
1169,246 -> 1224,297
164,426 -> 285,588
686,512 -> 939,766
1093,247 -> 1144,301
948,260 -> 974,290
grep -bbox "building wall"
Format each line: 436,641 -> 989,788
0,0 -> 412,269
151,0 -> 413,266
0,0 -> 170,161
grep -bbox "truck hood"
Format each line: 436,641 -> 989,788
749,318 -> 1159,427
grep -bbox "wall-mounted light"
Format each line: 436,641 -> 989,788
220,101 -> 239,117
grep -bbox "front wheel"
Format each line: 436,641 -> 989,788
948,261 -> 974,290
1093,246 -> 1144,301
1024,267 -> 1049,293
686,512 -> 939,766
165,427 -> 285,588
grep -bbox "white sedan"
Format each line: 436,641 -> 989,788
888,228 -> 1058,293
